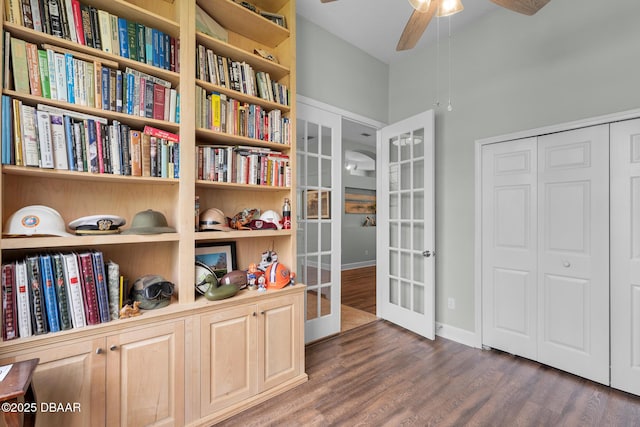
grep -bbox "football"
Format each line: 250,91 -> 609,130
220,270 -> 248,290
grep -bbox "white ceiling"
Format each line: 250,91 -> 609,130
297,0 -> 501,64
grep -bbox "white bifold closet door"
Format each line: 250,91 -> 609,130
611,118 -> 640,395
482,125 -> 610,385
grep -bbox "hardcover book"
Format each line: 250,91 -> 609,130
14,261 -> 32,338
39,254 -> 60,333
35,109 -> 55,168
2,263 -> 18,340
62,253 -> 86,328
91,252 -> 110,323
51,253 -> 72,330
10,37 -> 30,94
26,255 -> 48,335
106,261 -> 120,320
77,252 -> 100,325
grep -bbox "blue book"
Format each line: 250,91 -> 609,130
173,142 -> 180,178
145,27 -> 153,65
117,17 -> 129,59
158,31 -> 165,70
175,93 -> 180,123
64,53 -> 75,104
91,251 -> 110,323
163,32 -> 170,70
63,115 -> 75,171
160,141 -> 168,178
152,29 -> 160,68
86,119 -> 98,173
125,73 -> 135,115
101,66 -> 110,111
115,70 -> 123,113
40,255 -> 60,333
2,95 -> 10,165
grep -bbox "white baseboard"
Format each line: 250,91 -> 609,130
341,261 -> 376,270
435,322 -> 481,348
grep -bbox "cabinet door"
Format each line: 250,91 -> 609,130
200,305 -> 257,415
258,293 -> 304,391
537,125 -> 610,385
106,321 -> 185,427
0,337 -> 106,427
611,118 -> 640,395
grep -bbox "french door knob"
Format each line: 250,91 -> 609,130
422,250 -> 434,258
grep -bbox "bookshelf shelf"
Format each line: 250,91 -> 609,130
197,0 -> 289,47
195,31 -> 289,81
196,80 -> 290,113
195,229 -> 292,241
195,126 -> 291,150
1,233 -> 180,250
195,179 -> 290,191
2,165 -> 179,184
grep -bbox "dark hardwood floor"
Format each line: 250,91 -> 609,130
218,320 -> 640,426
341,266 -> 376,314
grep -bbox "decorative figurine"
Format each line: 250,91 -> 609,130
257,275 -> 267,292
119,301 -> 142,318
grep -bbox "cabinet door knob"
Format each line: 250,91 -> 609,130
260,311 -> 265,315
96,348 -> 103,355
253,312 -> 257,316
110,345 -> 118,351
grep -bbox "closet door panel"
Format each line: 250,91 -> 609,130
611,118 -> 640,395
481,138 -> 537,359
538,124 -> 609,385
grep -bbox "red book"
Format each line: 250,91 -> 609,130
2,264 -> 18,340
143,125 -> 179,142
78,253 -> 100,325
71,0 -> 86,45
25,42 -> 42,97
152,84 -> 165,121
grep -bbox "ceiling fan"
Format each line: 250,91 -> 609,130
320,0 -> 551,51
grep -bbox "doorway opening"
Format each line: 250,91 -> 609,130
340,118 -> 379,332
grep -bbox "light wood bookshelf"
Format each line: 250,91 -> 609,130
0,0 -> 303,424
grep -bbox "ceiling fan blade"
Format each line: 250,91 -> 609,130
320,0 -> 337,3
396,0 -> 437,51
490,0 -> 551,16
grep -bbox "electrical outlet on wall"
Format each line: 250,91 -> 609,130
448,297 -> 455,310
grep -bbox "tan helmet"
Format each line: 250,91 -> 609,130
199,208 -> 230,231
3,205 -> 73,237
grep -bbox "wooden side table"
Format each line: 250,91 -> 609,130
0,358 -> 39,427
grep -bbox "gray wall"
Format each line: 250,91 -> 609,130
389,0 -> 640,331
297,0 -> 640,334
341,140 -> 377,268
296,15 -> 389,123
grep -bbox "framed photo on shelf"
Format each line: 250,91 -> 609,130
306,190 -> 330,219
195,242 -> 237,278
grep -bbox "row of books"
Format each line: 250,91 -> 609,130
4,0 -> 179,71
196,43 -> 290,106
197,145 -> 291,187
195,86 -> 291,145
7,35 -> 180,123
1,100 -> 181,178
1,251 -> 123,341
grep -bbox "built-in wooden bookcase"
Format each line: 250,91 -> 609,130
0,0 -> 302,424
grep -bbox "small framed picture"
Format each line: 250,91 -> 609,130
195,242 -> 237,278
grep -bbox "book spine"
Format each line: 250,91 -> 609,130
80,4 -> 93,48
52,254 -> 72,330
64,53 -> 75,103
14,261 -> 32,337
21,104 -> 40,167
63,0 -> 77,43
89,6 -> 101,51
115,70 -> 123,113
120,123 -> 131,175
91,252 -> 110,323
106,261 -> 120,320
109,14 -> 120,56
77,252 -> 99,325
62,253 -> 85,328
37,49 -> 51,98
127,21 -> 137,62
117,17 -> 129,58
71,0 -> 85,45
49,112 -> 68,169
130,129 -> 141,176
97,9 -> 111,53
95,119 -> 104,173
20,0 -> 34,29
110,121 -> 121,175
25,42 -> 42,96
39,254 -> 60,333
2,263 -> 18,340
46,49 -> 57,100
152,83 -> 164,120
101,66 -> 110,111
48,0 -> 63,37
26,256 -> 48,335
53,52 -> 67,102
143,125 -> 179,142
136,23 -> 145,63
36,109 -> 55,168
86,119 -> 98,173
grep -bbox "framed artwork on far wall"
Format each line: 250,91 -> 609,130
195,242 -> 237,278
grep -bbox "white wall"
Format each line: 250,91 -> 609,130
389,0 -> 640,331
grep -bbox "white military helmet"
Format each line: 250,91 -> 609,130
259,210 -> 283,230
3,205 -> 73,237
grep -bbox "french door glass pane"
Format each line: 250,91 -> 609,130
390,279 -> 399,305
321,126 -> 332,156
308,122 -> 319,154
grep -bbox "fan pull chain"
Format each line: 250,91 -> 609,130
447,15 -> 453,112
434,15 -> 440,108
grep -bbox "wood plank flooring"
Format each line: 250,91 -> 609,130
218,320 -> 640,426
341,266 -> 376,314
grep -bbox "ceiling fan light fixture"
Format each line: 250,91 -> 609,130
437,0 -> 464,17
408,0 -> 431,13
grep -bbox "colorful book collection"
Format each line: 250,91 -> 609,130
4,0 -> 179,72
197,145 -> 291,187
1,251 -> 124,341
1,99 -> 180,178
6,34 -> 180,123
196,43 -> 289,106
195,86 -> 290,145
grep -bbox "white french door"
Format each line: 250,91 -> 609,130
296,102 -> 342,343
377,110 -> 435,339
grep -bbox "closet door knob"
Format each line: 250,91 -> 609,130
563,261 -> 571,268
